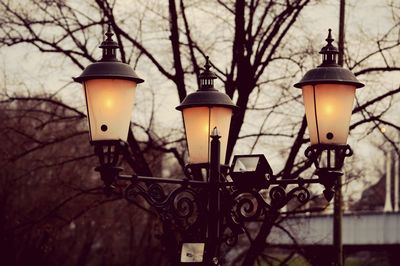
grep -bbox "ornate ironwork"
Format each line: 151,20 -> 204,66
231,190 -> 265,222
305,144 -> 352,170
124,180 -> 203,230
79,27 -> 358,266
268,185 -> 311,209
90,138 -> 352,264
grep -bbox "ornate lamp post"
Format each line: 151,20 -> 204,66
74,25 -> 363,265
295,29 -> 364,266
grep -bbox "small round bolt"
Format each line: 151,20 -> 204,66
101,124 -> 108,132
326,132 -> 334,139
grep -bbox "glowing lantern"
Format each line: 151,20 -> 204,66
294,29 -> 364,145
74,24 -> 144,142
176,57 -> 236,164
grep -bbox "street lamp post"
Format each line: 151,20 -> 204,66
74,25 -> 363,265
294,29 -> 364,266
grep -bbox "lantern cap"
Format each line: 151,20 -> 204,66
176,57 -> 237,110
319,29 -> 339,67
99,23 -> 120,62
294,29 -> 364,89
73,23 -> 144,84
198,56 -> 217,84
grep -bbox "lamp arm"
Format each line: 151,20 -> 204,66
90,140 -> 352,254
123,178 -> 206,230
224,143 -> 354,228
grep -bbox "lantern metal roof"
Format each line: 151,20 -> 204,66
294,29 -> 364,89
74,23 -> 144,84
176,57 -> 237,110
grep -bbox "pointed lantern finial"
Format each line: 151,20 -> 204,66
99,23 -> 119,62
204,56 -> 211,71
326,28 -> 334,45
199,56 -> 217,90
319,29 -> 339,67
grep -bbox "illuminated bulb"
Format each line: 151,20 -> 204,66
105,98 -> 113,108
324,105 -> 334,115
204,124 -> 209,134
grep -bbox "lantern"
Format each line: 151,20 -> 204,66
176,57 -> 237,164
294,29 -> 364,145
74,24 -> 144,142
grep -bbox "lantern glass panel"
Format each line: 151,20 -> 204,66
302,84 -> 356,145
232,157 -> 260,172
84,79 -> 137,141
182,106 -> 232,164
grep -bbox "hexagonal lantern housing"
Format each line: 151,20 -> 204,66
74,24 -> 144,142
294,29 -> 364,145
176,57 -> 237,165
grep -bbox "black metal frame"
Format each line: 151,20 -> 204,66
92,134 -> 353,265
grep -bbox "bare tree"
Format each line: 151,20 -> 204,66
1,0 -> 399,265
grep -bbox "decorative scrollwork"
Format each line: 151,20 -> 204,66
231,191 -> 264,223
124,181 -> 202,230
269,186 -> 287,208
125,181 -> 146,203
148,183 -> 166,203
268,185 -> 311,209
269,186 -> 285,201
287,186 -> 310,204
172,187 -> 197,220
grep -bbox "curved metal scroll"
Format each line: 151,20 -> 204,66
230,190 -> 266,223
124,182 -> 202,229
269,185 -> 310,209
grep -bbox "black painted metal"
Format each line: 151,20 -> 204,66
305,144 -> 352,170
294,29 -> 364,89
98,23 -> 119,62
230,154 -> 273,190
90,139 -> 353,264
176,57 -> 237,111
205,128 -> 222,265
93,140 -> 125,195
73,23 -> 144,83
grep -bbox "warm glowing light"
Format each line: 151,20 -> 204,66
324,105 -> 334,115
380,127 -> 386,133
302,84 -> 356,145
105,98 -> 114,108
204,124 -> 209,134
182,106 -> 232,164
84,79 -> 137,141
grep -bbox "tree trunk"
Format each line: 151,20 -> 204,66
169,0 -> 187,102
241,210 -> 279,266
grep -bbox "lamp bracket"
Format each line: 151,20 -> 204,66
184,163 -> 229,181
90,140 -> 353,254
125,180 -> 205,230
305,144 -> 352,170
